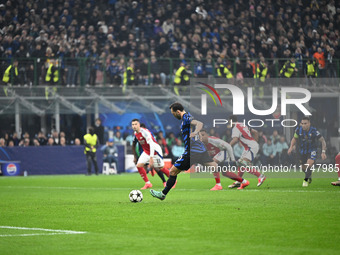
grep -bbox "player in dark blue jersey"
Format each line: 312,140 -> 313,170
150,102 -> 217,200
288,116 -> 327,187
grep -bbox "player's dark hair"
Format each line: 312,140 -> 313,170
131,118 -> 140,123
229,115 -> 238,122
140,123 -> 146,128
302,116 -> 310,122
200,129 -> 207,133
169,102 -> 184,111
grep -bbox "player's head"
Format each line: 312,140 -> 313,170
228,115 -> 238,127
301,116 -> 311,131
88,126 -> 95,135
199,129 -> 209,144
131,118 -> 140,131
140,123 -> 146,128
169,102 -> 184,120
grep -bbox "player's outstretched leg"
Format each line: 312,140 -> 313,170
150,167 -> 180,200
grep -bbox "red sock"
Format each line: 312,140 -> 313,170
222,171 -> 243,182
336,154 -> 340,178
137,167 -> 149,182
213,172 -> 221,184
237,167 -> 245,177
247,166 -> 261,177
160,167 -> 170,177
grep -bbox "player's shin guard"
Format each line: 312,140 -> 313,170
137,167 -> 149,182
160,167 -> 170,177
162,175 -> 177,195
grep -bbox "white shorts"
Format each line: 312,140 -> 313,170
241,145 -> 259,162
137,151 -> 164,168
213,151 -> 230,163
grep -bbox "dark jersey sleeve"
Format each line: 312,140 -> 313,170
314,128 -> 322,139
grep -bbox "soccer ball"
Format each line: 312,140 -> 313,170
129,190 -> 143,203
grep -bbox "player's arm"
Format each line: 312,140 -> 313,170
190,119 -> 203,138
141,129 -> 157,167
287,136 -> 297,155
319,136 -> 327,160
132,138 -> 138,164
229,137 -> 239,147
209,138 -> 236,161
250,128 -> 259,142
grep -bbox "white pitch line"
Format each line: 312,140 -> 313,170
1,185 -> 339,193
0,233 -> 74,237
0,226 -> 86,238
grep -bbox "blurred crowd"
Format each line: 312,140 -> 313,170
1,123 -> 337,166
0,0 -> 340,87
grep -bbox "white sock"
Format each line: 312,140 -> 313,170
216,183 -> 221,186
146,181 -> 151,184
242,179 -> 247,184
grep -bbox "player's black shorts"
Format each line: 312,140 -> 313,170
299,150 -> 317,164
174,150 -> 213,171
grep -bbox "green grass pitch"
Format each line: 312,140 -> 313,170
1,173 -> 339,255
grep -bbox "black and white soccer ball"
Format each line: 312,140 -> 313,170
129,190 -> 143,203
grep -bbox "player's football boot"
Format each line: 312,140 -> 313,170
302,180 -> 309,187
228,181 -> 241,188
331,180 -> 340,186
210,184 -> 223,191
150,189 -> 166,200
141,182 -> 153,190
237,180 -> 250,190
257,175 -> 267,187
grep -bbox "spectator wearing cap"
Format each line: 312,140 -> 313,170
153,19 -> 163,37
101,138 -> 119,170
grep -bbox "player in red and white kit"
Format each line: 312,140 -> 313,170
131,119 -> 170,189
331,152 -> 340,186
199,130 -> 249,190
228,115 -> 266,189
